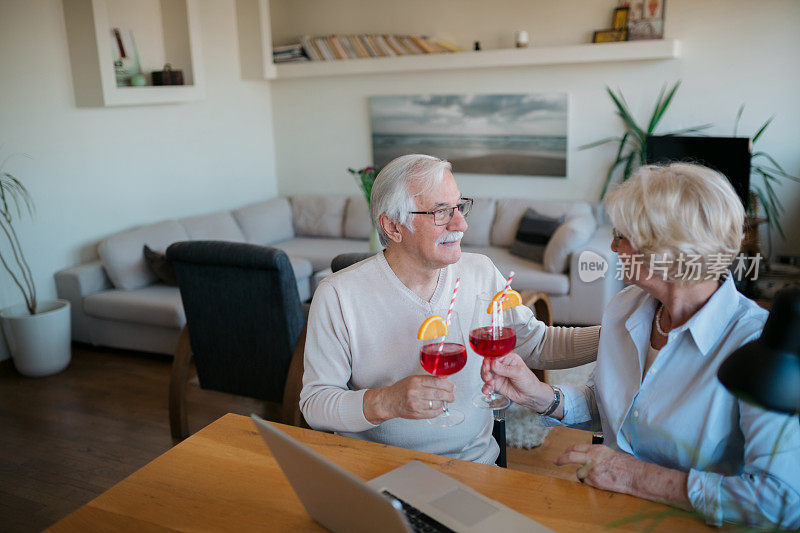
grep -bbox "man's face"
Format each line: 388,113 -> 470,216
399,171 -> 468,270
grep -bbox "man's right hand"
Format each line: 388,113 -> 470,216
363,375 -> 455,425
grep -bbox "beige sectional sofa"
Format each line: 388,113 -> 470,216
55,194 -> 621,356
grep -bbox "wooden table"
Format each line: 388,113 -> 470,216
49,413 -> 715,532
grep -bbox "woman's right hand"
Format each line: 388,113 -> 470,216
480,352 -> 552,411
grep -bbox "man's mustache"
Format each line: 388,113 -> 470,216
436,231 -> 464,245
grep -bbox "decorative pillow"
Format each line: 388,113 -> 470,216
343,195 -> 372,239
233,198 -> 295,245
461,198 -> 496,247
143,245 -> 178,286
291,195 -> 347,238
98,220 -> 189,290
491,199 -> 593,247
178,211 -> 246,242
508,209 -> 565,263
543,215 -> 597,273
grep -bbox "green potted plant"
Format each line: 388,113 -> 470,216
581,81 -> 712,199
734,105 -> 800,239
0,154 -> 71,377
348,166 -> 383,252
584,83 -> 800,242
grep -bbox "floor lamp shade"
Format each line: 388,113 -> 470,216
718,287 -> 800,415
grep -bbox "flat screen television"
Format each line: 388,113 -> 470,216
644,136 -> 751,208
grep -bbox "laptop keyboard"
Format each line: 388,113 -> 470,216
382,491 -> 457,533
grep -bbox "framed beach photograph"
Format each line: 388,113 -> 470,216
369,94 -> 568,178
593,29 -> 628,43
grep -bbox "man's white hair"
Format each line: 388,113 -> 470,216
605,162 -> 745,283
370,154 -> 452,246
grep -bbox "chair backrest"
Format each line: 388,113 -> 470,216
167,241 -> 305,403
331,252 -> 376,273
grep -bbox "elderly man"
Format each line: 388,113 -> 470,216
300,154 -> 599,464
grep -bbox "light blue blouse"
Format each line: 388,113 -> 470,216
546,276 -> 800,528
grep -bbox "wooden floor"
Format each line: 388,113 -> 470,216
0,344 -> 588,532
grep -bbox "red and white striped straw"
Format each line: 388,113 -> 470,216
445,276 -> 461,326
438,276 -> 461,352
500,271 -> 515,300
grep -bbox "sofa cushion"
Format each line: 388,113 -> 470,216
343,195 -> 372,239
543,215 -> 597,273
461,198 -> 495,247
84,284 -> 185,328
491,199 -> 593,248
509,209 -> 565,263
143,245 -> 178,286
291,195 -> 347,238
233,198 -> 295,245
98,220 -> 189,290
273,237 -> 370,271
179,211 -> 246,242
463,246 -> 570,296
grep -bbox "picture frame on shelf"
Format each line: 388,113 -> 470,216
110,28 -> 142,87
628,0 -> 665,40
613,7 -> 630,30
625,1 -> 644,21
593,29 -> 628,43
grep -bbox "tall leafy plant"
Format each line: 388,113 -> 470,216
734,106 -> 800,239
347,166 -> 379,209
0,153 -> 36,315
581,81 -> 711,199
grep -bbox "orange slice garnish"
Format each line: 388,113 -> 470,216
417,315 -> 449,340
486,289 -> 523,313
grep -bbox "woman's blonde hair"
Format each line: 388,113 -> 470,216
605,163 -> 744,283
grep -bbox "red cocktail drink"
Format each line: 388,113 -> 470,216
468,327 -> 516,358
419,343 -> 467,376
470,292 -> 518,410
418,310 -> 467,427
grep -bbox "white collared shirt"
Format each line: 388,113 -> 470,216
545,276 -> 800,528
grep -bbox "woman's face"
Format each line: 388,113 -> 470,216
611,228 -> 647,286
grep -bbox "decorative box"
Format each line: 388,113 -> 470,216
152,64 -> 184,86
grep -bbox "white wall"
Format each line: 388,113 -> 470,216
0,0 -> 277,360
269,0 -> 800,258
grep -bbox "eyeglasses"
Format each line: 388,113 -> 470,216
612,228 -> 627,242
410,198 -> 473,226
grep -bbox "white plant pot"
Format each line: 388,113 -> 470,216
1,299 -> 71,377
369,225 -> 384,253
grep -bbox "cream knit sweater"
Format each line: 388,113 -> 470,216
300,252 -> 600,464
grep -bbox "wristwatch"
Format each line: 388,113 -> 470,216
538,386 -> 562,417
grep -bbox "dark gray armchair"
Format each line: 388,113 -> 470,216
166,241 -> 306,439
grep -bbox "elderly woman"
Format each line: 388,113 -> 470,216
482,163 -> 800,528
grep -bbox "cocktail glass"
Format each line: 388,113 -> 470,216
469,293 -> 516,410
419,312 -> 467,427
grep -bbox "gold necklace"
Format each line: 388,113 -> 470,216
655,303 -> 669,337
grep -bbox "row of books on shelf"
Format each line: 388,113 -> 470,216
273,35 -> 462,63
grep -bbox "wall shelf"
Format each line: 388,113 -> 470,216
64,0 -> 205,107
269,39 -> 681,80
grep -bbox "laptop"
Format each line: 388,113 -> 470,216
252,415 -> 552,533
